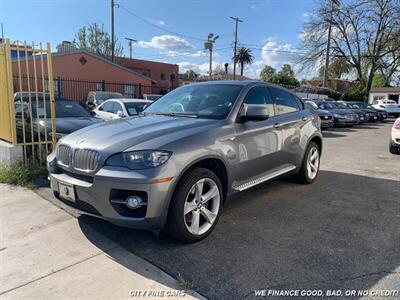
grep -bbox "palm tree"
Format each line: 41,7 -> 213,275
233,47 -> 254,76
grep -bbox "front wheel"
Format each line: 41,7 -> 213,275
293,142 -> 320,184
165,168 -> 223,243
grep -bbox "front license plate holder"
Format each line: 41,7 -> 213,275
58,182 -> 76,202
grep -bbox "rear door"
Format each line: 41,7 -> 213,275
268,86 -> 305,166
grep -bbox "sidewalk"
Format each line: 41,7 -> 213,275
0,184 -> 202,300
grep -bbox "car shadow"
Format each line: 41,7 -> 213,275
77,170 -> 400,300
322,131 -> 347,138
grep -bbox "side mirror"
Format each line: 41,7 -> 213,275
240,105 -> 269,122
89,111 -> 96,117
117,110 -> 124,118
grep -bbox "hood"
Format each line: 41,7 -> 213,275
316,109 -> 332,116
60,115 -> 219,154
41,117 -> 103,134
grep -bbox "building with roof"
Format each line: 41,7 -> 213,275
116,57 -> 179,92
369,87 -> 400,104
11,49 -> 159,102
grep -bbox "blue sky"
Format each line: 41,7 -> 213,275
0,0 -> 317,78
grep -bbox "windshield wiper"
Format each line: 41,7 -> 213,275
155,112 -> 199,118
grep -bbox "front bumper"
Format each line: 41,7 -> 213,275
334,117 -> 358,126
48,156 -> 176,230
320,118 -> 334,128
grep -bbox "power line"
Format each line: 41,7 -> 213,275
118,4 -> 207,42
133,47 -> 233,60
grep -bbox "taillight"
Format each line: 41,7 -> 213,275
379,104 -> 385,108
394,120 -> 400,129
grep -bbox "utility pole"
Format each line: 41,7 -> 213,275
1,23 -> 4,41
111,0 -> 115,61
125,37 -> 137,59
230,16 -> 243,80
323,0 -> 339,87
205,33 -> 219,80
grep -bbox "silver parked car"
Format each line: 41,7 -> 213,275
47,81 -> 323,242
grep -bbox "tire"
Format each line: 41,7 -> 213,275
389,142 -> 399,155
292,142 -> 320,184
165,167 -> 223,243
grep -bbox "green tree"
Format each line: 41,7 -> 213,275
270,64 -> 299,86
184,69 -> 198,80
318,57 -> 352,79
73,23 -> 123,58
260,65 -> 276,82
233,47 -> 254,76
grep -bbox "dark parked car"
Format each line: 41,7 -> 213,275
335,101 -> 368,123
16,99 -> 103,143
341,101 -> 379,122
347,101 -> 388,121
304,100 -> 334,129
311,100 -> 360,126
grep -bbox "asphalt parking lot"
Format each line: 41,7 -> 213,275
76,121 -> 399,299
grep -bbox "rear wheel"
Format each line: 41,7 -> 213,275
293,142 -> 320,184
165,168 -> 222,243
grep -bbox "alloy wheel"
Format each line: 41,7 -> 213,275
307,146 -> 320,180
183,178 -> 220,236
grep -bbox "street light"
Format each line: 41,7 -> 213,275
204,33 -> 219,79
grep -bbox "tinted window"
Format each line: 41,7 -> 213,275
244,86 -> 275,117
28,100 -> 90,118
124,102 -> 148,116
102,101 -> 114,112
269,87 -> 299,115
112,102 -> 123,114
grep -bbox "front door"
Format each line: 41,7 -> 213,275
232,85 -> 282,183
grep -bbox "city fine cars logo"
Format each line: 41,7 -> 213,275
77,138 -> 86,145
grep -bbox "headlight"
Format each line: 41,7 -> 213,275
105,150 -> 172,169
49,132 -> 67,139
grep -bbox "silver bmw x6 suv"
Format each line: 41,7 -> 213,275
47,81 -> 323,242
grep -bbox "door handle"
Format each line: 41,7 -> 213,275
273,123 -> 280,129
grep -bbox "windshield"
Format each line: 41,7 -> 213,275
318,102 -> 338,110
144,84 -> 243,119
336,102 -> 348,109
124,102 -> 149,116
305,101 -> 318,110
27,100 -> 90,118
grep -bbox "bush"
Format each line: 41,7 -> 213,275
342,85 -> 368,102
0,162 -> 48,188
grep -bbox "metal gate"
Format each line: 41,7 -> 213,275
0,39 -> 57,164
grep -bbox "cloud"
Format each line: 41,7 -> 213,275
137,35 -> 194,51
250,0 -> 270,11
145,18 -> 166,26
259,41 -> 299,69
165,50 -> 207,58
177,61 -> 226,75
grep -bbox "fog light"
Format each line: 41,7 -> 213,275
126,196 -> 143,209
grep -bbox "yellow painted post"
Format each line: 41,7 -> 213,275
39,43 -> 49,155
32,42 -> 42,162
0,41 -> 13,142
46,43 -> 57,149
16,43 -> 28,162
24,41 -> 35,158
4,39 -> 16,145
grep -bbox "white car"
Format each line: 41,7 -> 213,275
371,99 -> 400,117
93,98 -> 153,120
390,118 -> 400,154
